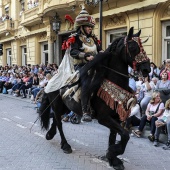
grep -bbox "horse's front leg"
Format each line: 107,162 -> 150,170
98,115 -> 129,170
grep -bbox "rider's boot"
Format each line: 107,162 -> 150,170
81,105 -> 92,122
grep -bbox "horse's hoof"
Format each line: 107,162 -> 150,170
63,148 -> 72,154
61,142 -> 72,154
81,114 -> 92,122
45,132 -> 56,140
98,155 -> 108,162
113,164 -> 125,170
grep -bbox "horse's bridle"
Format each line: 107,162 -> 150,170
125,36 -> 150,71
102,36 -> 149,78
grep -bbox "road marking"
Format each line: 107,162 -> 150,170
72,139 -> 88,146
14,116 -> 22,119
2,118 -> 11,122
16,124 -> 27,129
34,132 -> 45,138
28,122 -> 38,126
92,158 -> 112,168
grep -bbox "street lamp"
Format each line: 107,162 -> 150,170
85,0 -> 108,46
52,13 -> 61,34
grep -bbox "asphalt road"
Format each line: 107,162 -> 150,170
0,94 -> 170,170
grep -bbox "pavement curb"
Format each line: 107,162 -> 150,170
0,93 -> 31,103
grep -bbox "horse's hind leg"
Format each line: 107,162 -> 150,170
50,95 -> 72,154
46,116 -> 57,140
54,111 -> 72,154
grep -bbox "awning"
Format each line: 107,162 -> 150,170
92,0 -> 169,18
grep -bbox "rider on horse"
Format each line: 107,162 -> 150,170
66,6 -> 103,122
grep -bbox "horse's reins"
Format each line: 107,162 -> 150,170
30,93 -> 60,133
101,36 -> 139,78
102,65 -> 130,78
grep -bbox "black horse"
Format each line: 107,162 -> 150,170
39,27 -> 151,170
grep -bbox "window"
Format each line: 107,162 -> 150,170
44,44 -> 48,51
162,21 -> 170,61
106,28 -> 127,47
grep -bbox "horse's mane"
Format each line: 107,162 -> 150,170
80,36 -> 123,77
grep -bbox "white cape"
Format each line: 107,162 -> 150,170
45,49 -> 75,93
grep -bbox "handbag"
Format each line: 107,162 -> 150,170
149,102 -> 161,116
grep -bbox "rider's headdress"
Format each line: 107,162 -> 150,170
74,4 -> 95,30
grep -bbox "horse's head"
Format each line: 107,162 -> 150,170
125,27 -> 151,77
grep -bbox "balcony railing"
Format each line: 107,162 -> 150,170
0,20 -> 15,34
20,7 -> 42,27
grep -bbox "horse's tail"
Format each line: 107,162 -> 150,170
39,92 -> 51,130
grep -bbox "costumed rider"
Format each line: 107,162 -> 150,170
69,6 -> 103,122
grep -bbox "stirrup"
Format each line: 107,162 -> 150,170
81,113 -> 92,122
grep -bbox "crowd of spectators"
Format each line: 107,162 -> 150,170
0,63 -> 58,102
127,59 -> 170,150
1,59 -> 170,149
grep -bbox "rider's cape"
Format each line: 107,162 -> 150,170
45,49 -> 75,93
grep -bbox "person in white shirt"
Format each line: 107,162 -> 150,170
125,97 -> 141,130
140,75 -> 155,114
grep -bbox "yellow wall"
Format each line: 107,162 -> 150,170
0,0 -> 170,67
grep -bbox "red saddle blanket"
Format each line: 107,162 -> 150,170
97,79 -> 135,121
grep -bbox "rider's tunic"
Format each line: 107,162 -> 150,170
70,32 -> 102,68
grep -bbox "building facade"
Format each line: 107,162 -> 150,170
0,0 -> 170,67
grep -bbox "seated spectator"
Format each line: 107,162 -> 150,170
31,74 -> 39,90
62,111 -> 74,122
124,97 -> 141,130
132,92 -> 164,141
0,72 -> 10,93
44,64 -> 52,75
3,73 -> 17,93
34,88 -> 45,112
12,72 -> 29,96
162,119 -> 170,150
52,65 -> 58,76
153,99 -> 170,147
140,75 -> 155,114
19,73 -> 33,98
31,73 -> 51,100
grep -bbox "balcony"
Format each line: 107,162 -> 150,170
0,20 -> 15,36
20,7 -> 42,29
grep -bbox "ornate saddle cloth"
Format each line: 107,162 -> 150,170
97,79 -> 135,121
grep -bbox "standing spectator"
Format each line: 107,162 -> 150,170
140,75 -> 155,114
129,74 -> 137,92
132,92 -> 164,141
156,72 -> 170,89
149,62 -> 160,79
160,59 -> 170,80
